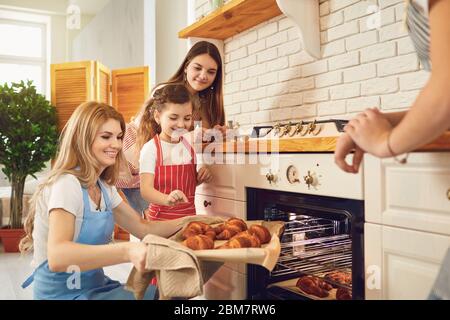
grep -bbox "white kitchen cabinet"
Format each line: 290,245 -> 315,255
196,154 -> 246,201
365,223 -> 450,300
203,264 -> 246,300
364,152 -> 450,300
365,152 -> 450,235
195,185 -> 248,297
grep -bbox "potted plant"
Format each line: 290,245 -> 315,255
0,80 -> 58,252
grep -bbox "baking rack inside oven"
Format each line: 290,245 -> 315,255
270,216 -> 353,291
246,188 -> 364,300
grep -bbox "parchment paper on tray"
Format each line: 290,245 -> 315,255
267,278 -> 338,300
170,217 -> 285,272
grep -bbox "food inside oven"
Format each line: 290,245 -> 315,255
266,211 -> 353,300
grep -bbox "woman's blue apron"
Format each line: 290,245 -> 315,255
22,180 -> 156,300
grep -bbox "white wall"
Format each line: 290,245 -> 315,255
195,0 -> 429,133
0,0 -> 96,63
72,0 -> 145,70
154,0 -> 187,85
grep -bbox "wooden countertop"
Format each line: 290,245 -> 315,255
201,131 -> 450,153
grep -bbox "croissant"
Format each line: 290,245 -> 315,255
217,236 -> 252,249
181,221 -> 216,240
218,232 -> 261,249
248,225 -> 271,244
296,276 -> 331,298
182,235 -> 214,250
214,218 -> 248,240
336,287 -> 352,300
226,218 -> 248,231
231,231 -> 261,247
324,271 -> 352,286
215,224 -> 243,240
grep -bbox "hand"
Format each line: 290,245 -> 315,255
213,124 -> 227,135
166,190 -> 188,206
345,108 -> 392,157
334,132 -> 365,173
127,242 -> 148,273
197,166 -> 213,184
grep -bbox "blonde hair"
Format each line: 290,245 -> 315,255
19,101 -> 126,253
136,83 -> 192,152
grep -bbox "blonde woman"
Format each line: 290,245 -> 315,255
334,0 -> 450,299
19,102 -> 189,300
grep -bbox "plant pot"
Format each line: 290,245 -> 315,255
0,227 -> 25,253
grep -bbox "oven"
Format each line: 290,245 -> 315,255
198,120 -> 365,300
246,187 -> 364,300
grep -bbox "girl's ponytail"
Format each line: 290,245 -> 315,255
136,97 -> 160,152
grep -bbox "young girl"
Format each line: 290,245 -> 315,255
117,41 -> 225,213
138,84 -> 212,221
19,102 -> 191,300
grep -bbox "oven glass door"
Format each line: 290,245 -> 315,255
246,188 -> 364,300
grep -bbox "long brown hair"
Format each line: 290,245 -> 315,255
136,83 -> 192,152
161,41 -> 225,127
19,102 -> 126,253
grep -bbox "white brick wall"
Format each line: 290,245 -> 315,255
195,0 -> 427,130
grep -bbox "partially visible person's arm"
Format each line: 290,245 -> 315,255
47,209 -> 147,273
387,0 -> 450,155
113,201 -> 190,239
383,111 -> 408,126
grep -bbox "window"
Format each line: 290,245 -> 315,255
0,10 -> 50,96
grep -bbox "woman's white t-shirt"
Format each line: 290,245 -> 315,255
32,174 -> 123,268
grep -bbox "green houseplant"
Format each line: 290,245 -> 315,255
0,80 -> 58,252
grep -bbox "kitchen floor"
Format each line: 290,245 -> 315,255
0,242 -> 134,300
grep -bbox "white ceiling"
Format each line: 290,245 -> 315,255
0,0 -> 111,15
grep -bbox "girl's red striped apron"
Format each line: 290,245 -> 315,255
145,134 -> 197,221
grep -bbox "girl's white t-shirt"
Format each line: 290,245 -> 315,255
139,138 -> 201,175
32,174 -> 123,268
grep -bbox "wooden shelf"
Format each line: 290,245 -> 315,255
200,131 -> 450,154
179,0 -> 282,40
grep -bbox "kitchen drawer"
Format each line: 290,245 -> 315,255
365,223 -> 450,300
365,153 -> 450,235
203,264 -> 246,300
195,194 -> 246,219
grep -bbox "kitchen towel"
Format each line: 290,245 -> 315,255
125,233 -> 222,300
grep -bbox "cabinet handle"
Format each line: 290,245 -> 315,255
447,188 -> 450,200
204,200 -> 212,207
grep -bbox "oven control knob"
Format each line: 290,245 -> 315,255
265,170 -> 277,185
286,165 -> 300,184
303,171 -> 314,189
